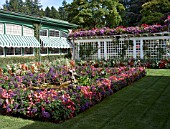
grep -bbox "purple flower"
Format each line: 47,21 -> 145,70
42,110 -> 50,118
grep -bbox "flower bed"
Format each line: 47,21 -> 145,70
69,15 -> 170,38
0,61 -> 146,122
69,24 -> 168,38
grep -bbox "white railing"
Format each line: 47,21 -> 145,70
71,32 -> 170,60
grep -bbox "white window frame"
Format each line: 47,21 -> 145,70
6,24 -> 22,36
40,29 -> 48,37
0,23 -> 4,35
49,29 -> 60,38
23,26 -> 34,36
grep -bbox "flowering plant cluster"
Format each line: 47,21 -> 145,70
145,59 -> 170,69
0,60 -> 146,122
164,15 -> 170,24
69,24 -> 168,38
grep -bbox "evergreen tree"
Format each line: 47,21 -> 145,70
8,0 -> 19,12
50,6 -> 60,19
58,0 -> 68,20
45,6 -> 51,17
32,0 -> 42,15
24,0 -> 32,14
18,0 -> 24,13
3,0 -> 10,10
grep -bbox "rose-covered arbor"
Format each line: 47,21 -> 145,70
70,23 -> 170,60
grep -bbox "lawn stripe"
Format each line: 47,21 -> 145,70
98,77 -> 164,129
62,75 -> 162,129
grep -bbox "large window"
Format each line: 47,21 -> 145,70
48,48 -> 60,54
6,47 -> 22,55
15,48 -> 22,55
6,47 -> 15,55
6,24 -> 22,36
23,27 -> 34,36
40,30 -> 48,36
40,47 -> 48,54
49,30 -> 59,37
61,48 -> 68,54
0,24 -> 4,34
0,47 -> 3,55
24,48 -> 33,55
60,31 -> 68,38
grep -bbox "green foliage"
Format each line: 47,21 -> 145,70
65,0 -> 125,29
140,0 -> 170,24
79,43 -> 98,60
120,0 -> 150,26
0,55 -> 65,67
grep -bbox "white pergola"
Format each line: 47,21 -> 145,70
71,32 -> 170,60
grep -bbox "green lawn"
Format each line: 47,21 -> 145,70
0,69 -> 170,129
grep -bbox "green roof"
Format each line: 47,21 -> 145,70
0,34 -> 40,47
0,10 -> 78,28
40,37 -> 72,48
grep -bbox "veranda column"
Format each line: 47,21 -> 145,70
77,42 -> 80,60
98,40 -> 101,60
140,39 -> 144,59
104,41 -> 107,60
133,39 -> 136,59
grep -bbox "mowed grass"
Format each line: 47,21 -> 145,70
0,69 -> 170,129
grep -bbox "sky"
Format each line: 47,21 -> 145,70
0,0 -> 73,10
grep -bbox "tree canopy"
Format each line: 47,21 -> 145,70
1,0 -> 170,29
140,0 -> 170,24
65,0 -> 125,29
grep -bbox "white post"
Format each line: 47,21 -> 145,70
104,41 -> 107,60
133,39 -> 136,59
140,39 -> 144,59
98,41 -> 101,60
77,42 -> 80,60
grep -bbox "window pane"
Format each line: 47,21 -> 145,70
6,47 -> 15,55
24,48 -> 33,55
0,24 -> 4,34
0,47 -> 3,55
49,48 -> 59,54
61,31 -> 68,38
40,30 -> 47,36
61,48 -> 68,53
15,48 -> 22,55
40,47 -> 47,54
23,27 -> 34,36
49,30 -> 59,37
6,24 -> 22,36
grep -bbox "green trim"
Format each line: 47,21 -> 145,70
0,10 -> 78,28
0,21 -> 33,28
22,48 -> 24,56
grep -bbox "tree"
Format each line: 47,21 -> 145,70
32,0 -> 42,15
3,0 -> 10,10
50,6 -> 60,19
8,0 -> 19,12
24,0 -> 32,14
45,6 -> 51,17
140,0 -> 170,24
120,0 -> 150,26
65,0 -> 125,29
18,0 -> 24,13
58,0 -> 68,20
